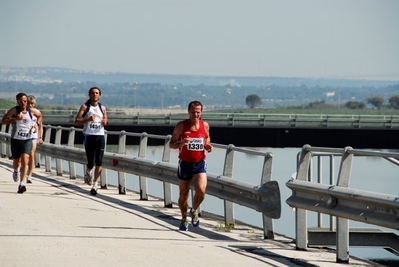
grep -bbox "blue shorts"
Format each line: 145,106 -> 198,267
177,160 -> 207,180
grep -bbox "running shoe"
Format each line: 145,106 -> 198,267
27,176 -> 32,183
17,184 -> 26,194
179,218 -> 189,231
90,185 -> 97,196
190,209 -> 200,227
13,170 -> 19,182
84,172 -> 92,185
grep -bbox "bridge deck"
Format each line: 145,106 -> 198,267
0,157 -> 379,267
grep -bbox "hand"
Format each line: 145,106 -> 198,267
181,137 -> 190,147
15,114 -> 24,121
204,144 -> 213,153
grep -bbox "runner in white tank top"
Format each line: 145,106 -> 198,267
1,92 -> 43,194
74,87 -> 108,196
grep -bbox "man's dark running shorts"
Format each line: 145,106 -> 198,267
11,139 -> 32,159
177,160 -> 207,180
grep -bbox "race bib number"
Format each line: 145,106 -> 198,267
17,130 -> 30,138
187,138 -> 204,151
89,122 -> 102,130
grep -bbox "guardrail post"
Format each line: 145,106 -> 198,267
317,156 -> 322,227
165,113 -> 172,125
329,155 -> 335,230
295,144 -> 313,250
162,135 -> 173,207
67,127 -> 77,179
54,126 -> 63,176
34,148 -> 40,167
336,147 -> 353,188
261,152 -> 275,239
139,132 -> 149,200
262,115 -> 267,126
227,115 -> 234,126
0,124 -> 7,158
44,126 -> 52,172
335,146 -> 353,263
117,131 -> 127,194
7,125 -> 12,158
101,132 -> 108,189
223,144 -> 235,227
390,115 -> 393,128
69,113 -> 74,123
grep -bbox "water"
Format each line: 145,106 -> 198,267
52,145 -> 398,264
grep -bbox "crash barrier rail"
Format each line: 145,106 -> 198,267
0,124 -> 281,239
3,109 -> 397,128
286,144 -> 399,263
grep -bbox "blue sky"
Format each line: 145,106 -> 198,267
1,0 -> 398,80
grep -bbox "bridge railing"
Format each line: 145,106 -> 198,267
286,144 -> 399,263
203,113 -> 399,128
0,124 -> 281,239
3,109 -> 397,129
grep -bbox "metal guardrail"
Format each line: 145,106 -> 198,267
286,144 -> 399,263
0,124 -> 281,239
3,109 -> 398,128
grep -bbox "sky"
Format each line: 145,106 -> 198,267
1,0 -> 399,81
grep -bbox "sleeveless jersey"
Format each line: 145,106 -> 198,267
82,104 -> 105,136
178,119 -> 207,163
11,108 -> 36,140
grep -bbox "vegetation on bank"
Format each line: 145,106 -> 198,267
1,97 -> 399,117
211,106 -> 399,116
1,79 -> 399,110
240,92 -> 399,116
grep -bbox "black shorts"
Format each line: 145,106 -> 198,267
11,138 -> 32,159
83,135 -> 105,168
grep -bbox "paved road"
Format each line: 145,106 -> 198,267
0,158 -> 382,267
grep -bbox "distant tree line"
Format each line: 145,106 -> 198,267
245,94 -> 399,110
1,80 -> 399,111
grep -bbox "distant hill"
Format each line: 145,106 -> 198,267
1,66 -> 398,87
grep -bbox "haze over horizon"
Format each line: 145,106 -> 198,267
1,0 -> 398,81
